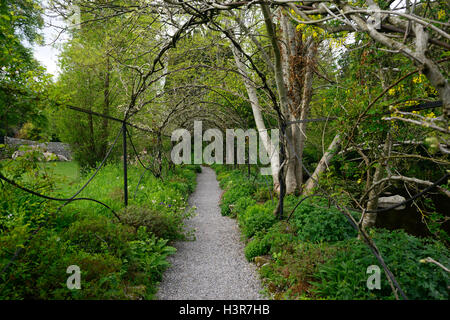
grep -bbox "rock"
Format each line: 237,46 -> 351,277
378,195 -> 406,210
254,255 -> 271,267
57,154 -> 69,161
124,285 -> 146,300
5,137 -> 72,160
12,149 -> 68,162
12,150 -> 23,159
43,152 -> 58,161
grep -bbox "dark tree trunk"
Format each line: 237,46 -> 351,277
100,55 -> 110,160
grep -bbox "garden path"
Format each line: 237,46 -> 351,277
157,166 -> 263,299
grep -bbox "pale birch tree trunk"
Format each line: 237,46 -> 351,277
231,44 -> 280,191
303,133 -> 342,194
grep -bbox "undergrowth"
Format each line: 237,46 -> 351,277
212,164 -> 450,300
0,155 -> 199,299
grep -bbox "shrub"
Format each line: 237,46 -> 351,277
234,196 -> 256,215
220,182 -> 255,216
0,228 -> 126,299
70,252 -> 124,299
166,166 -> 198,194
262,222 -> 296,253
259,241 -> 338,299
123,227 -> 177,297
244,222 -> 295,262
216,171 -> 233,189
108,187 -> 124,202
253,187 -> 271,202
189,164 -> 202,173
291,199 -> 357,243
0,155 -> 57,232
166,179 -> 190,195
120,205 -> 189,241
216,169 -> 249,190
0,161 -> 198,299
18,122 -> 44,141
239,204 -> 277,238
245,235 -> 271,261
64,215 -> 134,256
310,229 -> 450,300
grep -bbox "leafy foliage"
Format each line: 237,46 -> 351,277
244,236 -> 270,262
0,0 -> 57,139
214,165 -> 450,300
0,162 -> 198,299
311,229 -> 450,300
239,204 -> 277,238
120,204 -> 195,241
290,198 -> 358,243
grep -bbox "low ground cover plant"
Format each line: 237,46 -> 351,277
214,165 -> 450,300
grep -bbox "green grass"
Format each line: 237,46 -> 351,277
1,159 -> 81,189
40,161 -> 81,188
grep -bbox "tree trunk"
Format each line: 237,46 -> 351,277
362,69 -> 393,229
278,10 -> 317,194
156,131 -> 162,178
100,54 -> 110,160
231,44 -> 280,191
303,134 -> 342,194
274,123 -> 287,219
285,121 -> 298,194
362,133 -> 392,230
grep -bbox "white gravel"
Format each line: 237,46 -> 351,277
156,166 -> 264,300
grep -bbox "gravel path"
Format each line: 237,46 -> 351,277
156,166 -> 263,300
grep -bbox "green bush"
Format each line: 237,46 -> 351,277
244,222 -> 295,262
216,171 -> 234,189
291,199 -> 357,243
212,165 -> 450,301
234,196 -> 256,215
216,169 -> 250,190
261,222 -> 296,253
253,187 -> 271,202
70,252 -> 124,299
239,204 -> 277,238
245,235 -> 271,261
310,229 -> 450,300
0,155 -> 57,232
120,205 -> 192,241
64,215 -> 134,256
189,164 -> 202,173
167,166 -> 198,194
123,227 -> 176,297
220,182 -> 255,216
258,240 -> 338,299
0,227 -> 126,299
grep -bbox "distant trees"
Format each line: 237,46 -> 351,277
55,13 -> 118,167
0,0 -> 52,140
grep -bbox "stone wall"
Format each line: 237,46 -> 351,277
4,137 -> 72,160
